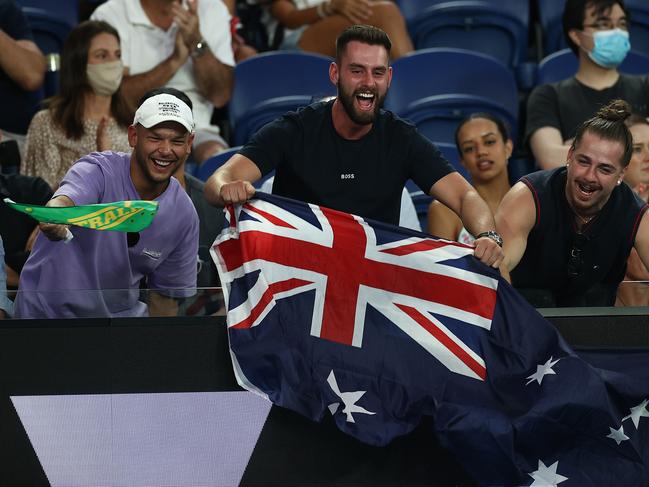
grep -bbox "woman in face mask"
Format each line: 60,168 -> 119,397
21,20 -> 131,189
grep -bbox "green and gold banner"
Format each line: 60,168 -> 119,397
3,198 -> 158,232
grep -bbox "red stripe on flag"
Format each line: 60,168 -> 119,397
236,230 -> 496,320
217,238 -> 244,271
381,239 -> 472,256
231,278 -> 312,329
244,203 -> 296,229
396,303 -> 487,380
227,205 -> 236,228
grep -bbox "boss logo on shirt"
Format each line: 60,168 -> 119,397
142,248 -> 162,260
340,173 -> 355,180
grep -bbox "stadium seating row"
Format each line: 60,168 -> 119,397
15,0 -> 649,70
7,0 -> 649,229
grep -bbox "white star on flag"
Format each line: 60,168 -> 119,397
526,357 -> 561,385
607,425 -> 630,445
326,370 -> 376,423
529,460 -> 568,486
622,399 -> 649,429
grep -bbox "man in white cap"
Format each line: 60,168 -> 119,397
15,87 -> 200,319
91,0 -> 234,163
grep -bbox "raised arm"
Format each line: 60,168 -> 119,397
38,195 -> 75,241
173,0 -> 233,108
204,154 -> 262,206
529,127 -> 572,170
494,182 -> 536,281
429,172 -> 503,268
0,30 -> 45,91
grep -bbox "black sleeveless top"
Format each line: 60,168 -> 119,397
511,167 -> 648,307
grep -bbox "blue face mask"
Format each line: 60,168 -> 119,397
587,28 -> 631,68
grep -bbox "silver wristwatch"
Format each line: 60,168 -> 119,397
191,39 -> 209,58
475,230 -> 503,247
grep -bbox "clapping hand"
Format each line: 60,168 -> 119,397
173,0 -> 202,50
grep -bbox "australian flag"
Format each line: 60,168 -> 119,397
212,193 -> 649,486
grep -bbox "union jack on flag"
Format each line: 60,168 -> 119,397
212,193 -> 649,486
214,193 -> 499,381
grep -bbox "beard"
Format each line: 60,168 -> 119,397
134,146 -> 181,186
337,82 -> 385,125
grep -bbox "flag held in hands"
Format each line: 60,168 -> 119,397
3,198 -> 158,232
212,193 -> 649,486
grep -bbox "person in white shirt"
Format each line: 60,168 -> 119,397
92,0 -> 235,163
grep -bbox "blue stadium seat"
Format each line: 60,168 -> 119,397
508,157 -> 535,185
536,0 -> 566,57
195,146 -> 242,182
229,51 -> 336,146
626,0 -> 649,58
537,48 -> 649,85
20,7 -> 74,55
385,48 -> 519,146
396,0 -> 529,69
436,141 -> 467,180
15,0 -> 78,27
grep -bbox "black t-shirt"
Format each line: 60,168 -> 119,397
0,173 -> 52,275
525,75 -> 649,143
185,173 -> 224,288
0,0 -> 42,135
240,101 -> 454,225
510,167 -> 648,307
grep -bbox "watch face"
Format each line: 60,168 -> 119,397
192,40 -> 208,58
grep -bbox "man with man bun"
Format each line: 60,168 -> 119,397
497,99 -> 649,307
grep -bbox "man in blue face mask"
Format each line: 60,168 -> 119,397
525,0 -> 649,170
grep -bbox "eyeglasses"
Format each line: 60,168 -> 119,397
583,19 -> 629,31
567,233 -> 587,277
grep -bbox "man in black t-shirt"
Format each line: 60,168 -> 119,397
205,25 -> 504,268
0,172 -> 52,288
0,0 -> 46,137
526,0 -> 649,170
497,100 -> 649,307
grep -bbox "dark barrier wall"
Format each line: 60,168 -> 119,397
1,312 -> 648,486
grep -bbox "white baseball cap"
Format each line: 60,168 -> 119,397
133,93 -> 195,132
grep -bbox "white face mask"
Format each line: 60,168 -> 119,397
86,60 -> 124,96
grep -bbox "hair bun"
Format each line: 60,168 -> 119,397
596,99 -> 631,122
